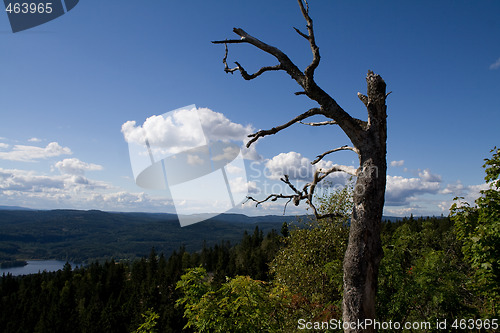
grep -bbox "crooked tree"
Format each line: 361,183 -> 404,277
213,1 -> 388,331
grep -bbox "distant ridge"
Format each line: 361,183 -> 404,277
0,205 -> 34,211
0,208 -> 302,264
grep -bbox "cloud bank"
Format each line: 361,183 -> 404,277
0,142 -> 72,162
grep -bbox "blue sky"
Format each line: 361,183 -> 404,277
0,0 -> 498,218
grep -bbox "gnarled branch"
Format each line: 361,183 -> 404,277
312,145 -> 360,164
213,28 -> 305,85
297,0 -> 320,81
246,107 -> 323,147
299,120 -> 337,126
246,165 -> 356,219
212,1 -> 365,146
234,62 -> 283,80
222,43 -> 239,74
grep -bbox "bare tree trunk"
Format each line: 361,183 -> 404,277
343,152 -> 386,332
343,73 -> 387,332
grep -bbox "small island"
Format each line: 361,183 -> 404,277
0,260 -> 28,269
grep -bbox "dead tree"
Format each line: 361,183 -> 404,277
213,1 -> 387,331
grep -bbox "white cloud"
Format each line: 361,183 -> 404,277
187,154 -> 204,166
265,151 -> 314,180
385,173 -> 441,206
489,57 -> 500,70
418,168 -> 442,182
0,142 -> 72,162
229,177 -> 257,194
385,206 -> 420,216
212,146 -> 240,162
54,158 -> 103,175
0,168 -> 65,192
390,160 -> 404,167
0,168 -> 110,194
28,137 -> 42,142
441,181 -> 465,195
0,143 -> 9,149
122,106 -> 255,156
440,180 -> 490,204
197,107 -> 254,142
0,167 -> 170,211
264,151 -> 354,183
226,164 -> 243,174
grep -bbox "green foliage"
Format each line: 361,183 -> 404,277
175,185 -> 353,332
377,217 -> 478,327
450,147 -> 500,316
134,308 -> 159,333
176,267 -> 291,332
270,184 -> 352,319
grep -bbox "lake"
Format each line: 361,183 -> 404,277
0,260 -> 78,277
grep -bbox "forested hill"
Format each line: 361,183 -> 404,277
0,209 -> 299,263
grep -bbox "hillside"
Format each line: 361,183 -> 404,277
0,209 -> 300,263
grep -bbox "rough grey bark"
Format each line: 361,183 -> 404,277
213,2 -> 388,331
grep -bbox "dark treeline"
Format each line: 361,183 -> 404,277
1,216 -> 496,332
0,226 -> 282,333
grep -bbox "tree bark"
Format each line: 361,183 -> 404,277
342,72 -> 387,332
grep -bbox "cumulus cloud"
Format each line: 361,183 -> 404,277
122,106 -> 255,157
265,151 -> 314,180
213,146 -> 240,162
0,167 -> 155,211
28,137 -> 42,142
390,160 -> 404,167
226,164 -> 243,174
385,173 -> 441,206
0,168 -> 109,194
490,57 -> 500,70
0,168 -> 65,192
0,142 -> 72,162
54,158 -> 103,175
441,181 -> 466,195
187,154 -> 204,166
230,177 -> 257,194
418,168 -> 442,182
264,151 -> 354,183
0,143 -> 9,149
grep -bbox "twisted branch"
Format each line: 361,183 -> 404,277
246,107 -> 323,147
299,120 -> 337,126
312,145 -> 360,164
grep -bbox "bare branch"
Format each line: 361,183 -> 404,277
316,164 -> 358,177
293,27 -> 309,40
297,0 -> 320,81
213,2 -> 367,148
246,166 -> 355,220
299,120 -> 337,126
212,39 -> 245,44
222,43 -> 239,74
357,92 -> 368,107
234,61 -> 283,80
246,193 -> 295,207
312,145 -> 360,164
246,107 -> 323,147
245,174 -> 308,215
294,91 -> 307,95
213,28 -> 305,84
